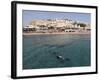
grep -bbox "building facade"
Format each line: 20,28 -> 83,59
23,19 -> 90,33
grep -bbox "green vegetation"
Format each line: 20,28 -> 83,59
77,23 -> 86,30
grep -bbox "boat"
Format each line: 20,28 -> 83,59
56,55 -> 65,60
52,52 -> 70,61
56,55 -> 70,61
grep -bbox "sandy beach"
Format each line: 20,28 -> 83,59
23,31 -> 90,35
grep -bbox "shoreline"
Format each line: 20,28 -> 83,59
23,32 -> 90,35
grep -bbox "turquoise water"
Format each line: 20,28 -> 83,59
23,34 -> 91,69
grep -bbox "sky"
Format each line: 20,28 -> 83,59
22,10 -> 91,27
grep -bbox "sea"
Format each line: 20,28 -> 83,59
23,34 -> 91,69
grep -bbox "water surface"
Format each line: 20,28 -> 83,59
23,34 -> 91,69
